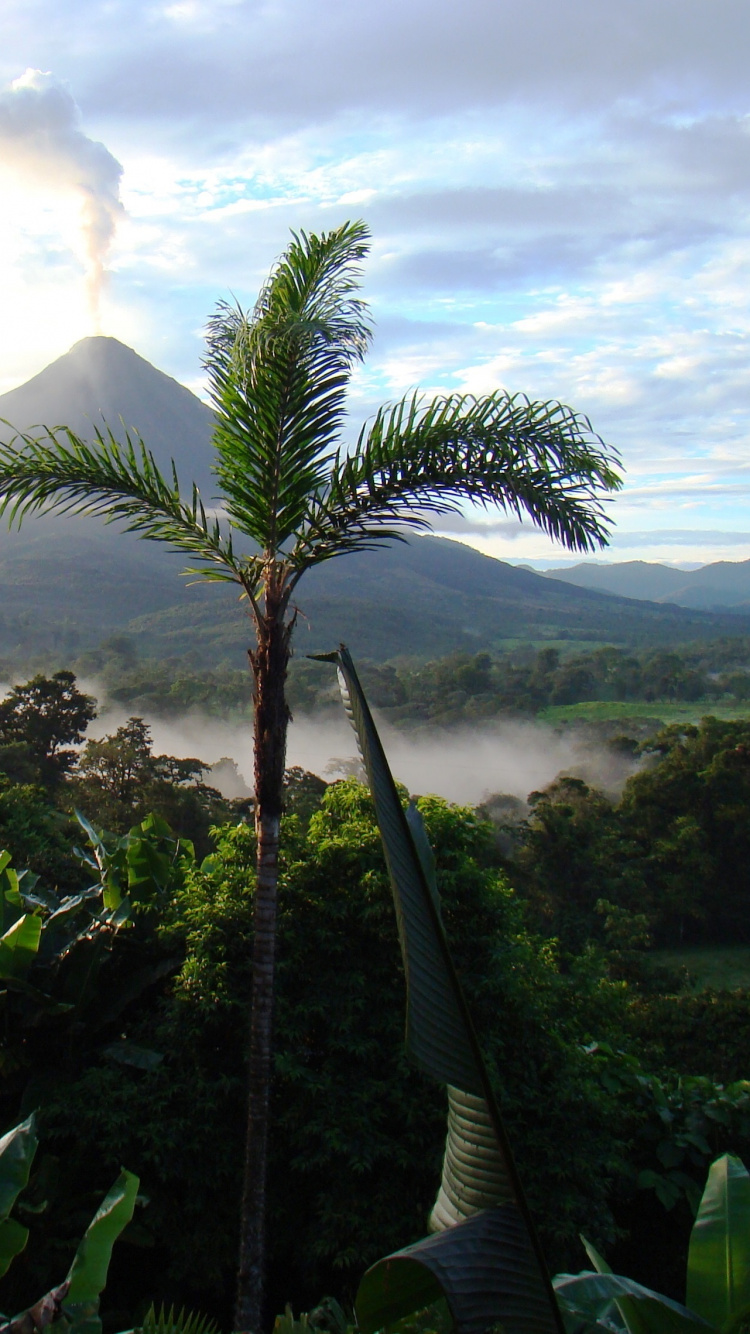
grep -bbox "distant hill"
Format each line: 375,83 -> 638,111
2,339 -> 750,666
543,559 -> 750,610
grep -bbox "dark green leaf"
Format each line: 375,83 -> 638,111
0,1216 -> 29,1279
554,1272 -> 715,1334
0,1115 -> 37,1223
357,1206 -> 559,1334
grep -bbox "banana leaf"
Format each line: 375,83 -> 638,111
0,1115 -> 37,1278
687,1155 -> 750,1333
580,1238 -> 650,1334
65,1167 -> 139,1334
0,1114 -> 37,1223
554,1272 -> 715,1334
429,1087 -> 514,1231
358,1205 -> 559,1334
321,647 -> 562,1334
0,914 -> 42,980
0,1217 -> 31,1279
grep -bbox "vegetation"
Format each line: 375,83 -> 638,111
12,637 -> 748,732
0,649 -> 748,1328
555,1152 -> 750,1334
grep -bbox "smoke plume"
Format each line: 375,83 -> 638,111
0,69 -> 124,329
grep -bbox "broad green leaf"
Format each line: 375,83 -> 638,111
0,1115 -> 37,1222
325,646 -> 481,1094
687,1155 -> 750,1332
429,1086 -> 513,1231
103,1041 -> 164,1070
554,1272 -> 715,1334
581,1237 -> 651,1334
66,1168 -> 139,1303
357,1205 -> 559,1334
330,646 -> 562,1334
0,914 -> 42,979
0,1216 -> 29,1278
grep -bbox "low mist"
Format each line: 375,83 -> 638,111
91,702 -> 639,807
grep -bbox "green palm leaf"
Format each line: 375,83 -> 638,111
0,423 -> 247,586
206,221 -> 371,553
293,391 -> 620,575
319,646 -> 562,1334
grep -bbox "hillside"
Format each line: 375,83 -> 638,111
2,338 -> 750,665
544,558 -> 750,610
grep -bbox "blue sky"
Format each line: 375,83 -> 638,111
2,0 -> 750,566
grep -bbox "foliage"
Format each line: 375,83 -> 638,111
618,719 -> 750,943
0,820 -> 192,1129
0,672 -> 96,789
554,1153 -> 750,1334
137,1306 -> 221,1334
37,783 -> 630,1323
0,1114 -> 137,1334
327,645 -> 559,1334
68,717 -> 232,855
510,777 -> 647,949
623,991 -> 750,1090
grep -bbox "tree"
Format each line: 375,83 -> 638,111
70,715 -> 229,852
0,670 -> 96,787
0,220 -> 620,1331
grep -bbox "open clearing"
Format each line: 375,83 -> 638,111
539,700 -> 750,726
651,947 -> 750,991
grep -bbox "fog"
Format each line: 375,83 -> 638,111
91,704 -> 639,806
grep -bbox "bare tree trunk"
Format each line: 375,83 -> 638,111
235,582 -> 292,1334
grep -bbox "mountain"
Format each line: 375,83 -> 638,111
543,559 -> 750,610
2,338 -> 750,665
119,536 -> 750,663
0,336 -> 217,496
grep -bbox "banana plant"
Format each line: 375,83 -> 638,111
0,1114 -> 138,1334
318,646 -> 563,1334
554,1154 -> 750,1334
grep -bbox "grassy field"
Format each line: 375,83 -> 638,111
538,699 -> 750,726
650,947 -> 750,991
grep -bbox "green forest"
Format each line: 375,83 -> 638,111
0,662 -> 749,1329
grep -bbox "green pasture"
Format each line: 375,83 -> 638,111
538,699 -> 750,725
650,947 -> 750,991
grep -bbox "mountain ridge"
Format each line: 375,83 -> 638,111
543,558 -> 750,610
1,338 -> 750,664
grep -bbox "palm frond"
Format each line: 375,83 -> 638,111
204,220 -> 372,555
290,391 -> 621,575
137,1303 -> 220,1334
0,423 -> 250,587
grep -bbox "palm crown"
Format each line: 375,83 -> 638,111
0,220 -> 620,619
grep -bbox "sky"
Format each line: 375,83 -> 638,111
2,0 -> 750,567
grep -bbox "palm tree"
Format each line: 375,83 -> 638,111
0,220 -> 620,1333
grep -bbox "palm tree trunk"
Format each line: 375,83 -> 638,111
235,585 -> 291,1334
